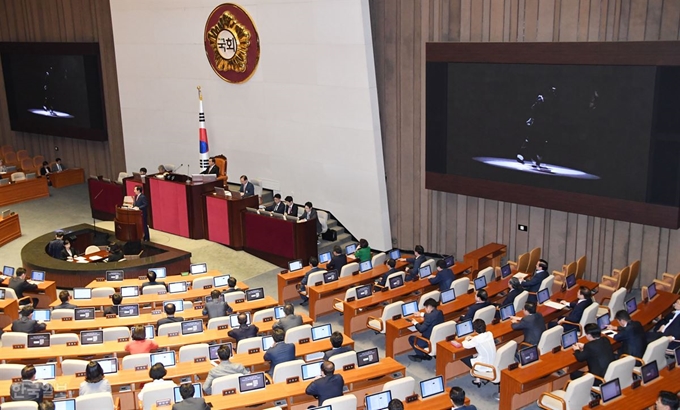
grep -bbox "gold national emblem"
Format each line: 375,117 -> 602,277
204,4 -> 260,83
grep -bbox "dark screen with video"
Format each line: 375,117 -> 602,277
1,45 -> 106,140
426,62 -> 680,206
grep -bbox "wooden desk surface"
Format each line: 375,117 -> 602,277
581,367 -> 680,409
463,242 -> 507,273
0,213 -> 21,247
0,277 -> 58,304
0,177 -> 49,207
49,168 -> 85,188
66,249 -> 109,263
86,269 -> 248,290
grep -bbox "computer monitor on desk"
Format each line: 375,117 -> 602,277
288,259 -> 303,272
600,378 -> 622,403
518,345 -> 539,366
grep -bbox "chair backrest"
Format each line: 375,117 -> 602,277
381,301 -> 404,322
421,259 -> 436,275
16,150 -> 29,161
1,145 -> 13,157
157,322 -> 182,337
236,337 -> 263,354
1,332 -> 27,347
11,172 -> 26,182
121,353 -> 151,370
516,252 -> 530,273
32,155 -> 45,170
329,351 -> 357,369
670,272 -> 680,294
576,302 -> 599,337
615,266 -> 630,289
371,252 -> 387,268
642,337 -> 671,371
626,260 -> 641,290
491,340 -> 518,383
76,392 -> 114,409
251,178 -> 263,197
563,261 -> 577,276
92,287 -> 115,298
307,270 -> 327,287
428,321 -> 457,356
382,376 -> 415,401
253,308 -> 276,323
418,291 -> 440,310
528,247 -> 542,274
214,155 -> 227,178
1,402 -> 38,410
477,267 -> 495,284
339,262 -> 359,278
103,327 -> 131,342
607,288 -> 627,316
272,359 -> 304,383
142,284 -> 167,295
323,394 -> 357,410
284,324 -> 312,344
564,373 -> 595,410
575,255 -> 587,280
0,364 -> 27,380
3,151 -> 17,165
50,333 -> 79,345
3,288 -> 20,301
211,374 -> 241,395
191,276 -> 213,290
62,359 -> 90,376
207,316 -> 231,330
602,355 -> 636,389
179,343 -> 210,362
19,157 -> 33,171
51,308 -> 75,320
85,245 -> 101,255
223,291 -> 246,305
451,277 -> 470,297
537,325 -> 563,355
141,384 -> 175,410
344,287 -> 358,301
317,210 -> 328,233
513,291 -> 529,314
386,271 -> 405,289
473,305 -> 496,325
117,172 -> 128,183
538,275 -> 554,293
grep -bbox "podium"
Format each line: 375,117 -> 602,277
204,191 -> 259,249
114,207 -> 143,241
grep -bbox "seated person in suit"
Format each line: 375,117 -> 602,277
400,245 -> 426,281
52,158 -> 66,172
202,290 -> 233,319
449,386 -> 477,410
263,328 -> 295,375
608,309 -> 647,360
227,313 -> 259,343
224,276 -> 242,293
60,238 -> 77,260
264,193 -> 285,214
9,268 -> 40,307
327,245 -> 347,272
103,293 -> 123,316
12,306 -> 46,333
203,345 -> 249,395
323,331 -> 353,361
239,175 -> 254,197
156,303 -> 184,331
375,258 -> 399,288
47,231 -> 64,259
553,286 -> 593,332
502,277 -> 524,307
299,201 -> 322,235
10,365 -> 54,403
510,302 -> 545,346
299,256 -> 321,306
284,195 -> 298,217
430,259 -> 454,291
106,243 -> 124,262
460,290 -> 491,322
126,324 -> 159,354
138,363 -> 176,402
353,238 -> 371,262
39,160 -> 51,176
272,303 -> 303,333
305,361 -> 345,406
172,383 -> 210,410
408,298 -> 444,362
142,270 -> 167,290
53,290 -> 77,310
520,259 -> 550,301
656,391 -> 680,410
200,157 -> 219,175
79,361 -> 112,396
647,298 -> 680,350
570,323 -> 615,385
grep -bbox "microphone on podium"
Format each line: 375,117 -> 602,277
174,163 -> 185,174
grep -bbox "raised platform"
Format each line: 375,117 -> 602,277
21,224 -> 192,288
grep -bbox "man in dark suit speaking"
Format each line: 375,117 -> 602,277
133,185 -> 150,241
201,157 -> 219,175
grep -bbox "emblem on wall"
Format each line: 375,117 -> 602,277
204,3 -> 260,83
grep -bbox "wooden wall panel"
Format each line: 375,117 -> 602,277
370,0 -> 680,286
0,0 -> 125,180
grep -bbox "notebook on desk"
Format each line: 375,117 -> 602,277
513,272 -> 529,280
537,288 -> 565,310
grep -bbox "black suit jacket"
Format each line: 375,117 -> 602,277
416,309 -> 444,339
228,324 -> 259,343
502,288 -> 524,307
328,254 -> 347,272
300,209 -> 322,234
9,277 -> 38,301
511,313 -> 545,345
240,182 -> 254,197
11,317 -> 46,333
305,374 -> 344,406
655,311 -> 680,339
156,316 -> 184,331
461,301 -> 491,322
563,298 -> 593,324
522,270 -> 549,293
201,165 -> 219,175
405,255 -> 427,280
103,305 -> 119,316
574,337 -> 615,379
263,342 -> 295,375
323,346 -> 353,361
60,247 -> 77,260
614,320 -> 647,358
375,268 -> 399,287
285,203 -> 298,217
265,201 -> 285,214
133,193 -> 149,218
172,397 -> 211,410
47,239 -> 64,258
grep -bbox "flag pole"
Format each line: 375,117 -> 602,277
197,86 -> 210,170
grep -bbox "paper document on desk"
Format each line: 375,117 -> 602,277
88,255 -> 103,261
408,325 -> 417,332
74,256 -> 86,261
514,273 -> 529,280
602,330 -> 617,337
543,301 -> 566,310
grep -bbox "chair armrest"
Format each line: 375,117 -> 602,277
114,397 -> 120,410
518,341 -> 534,350
599,297 -> 611,305
561,320 -> 583,335
662,273 -> 676,280
553,270 -> 566,278
508,261 -> 518,269
599,283 -> 616,292
538,392 -> 566,410
333,298 -> 344,305
264,373 -> 273,384
366,316 -> 383,332
413,335 -> 432,355
373,284 -> 387,291
17,296 -> 32,305
620,353 -> 644,368
611,269 -> 621,277
470,362 -> 496,382
601,275 -> 616,283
